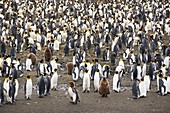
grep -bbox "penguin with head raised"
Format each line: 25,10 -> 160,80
113,71 -> 121,93
14,78 -> 19,100
132,79 -> 140,99
166,74 -> 170,94
67,81 -> 80,104
24,75 -> 33,100
8,77 -> 16,103
37,73 -> 45,98
99,77 -> 110,97
139,77 -> 147,98
83,69 -> 90,93
44,73 -> 51,96
144,71 -> 151,92
0,80 -> 5,106
94,69 -> 101,92
158,73 -> 166,96
51,69 -> 60,90
26,55 -> 32,71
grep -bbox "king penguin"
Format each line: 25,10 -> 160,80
37,74 -> 45,98
139,77 -> 147,98
72,65 -> 79,81
67,81 -> 80,104
51,69 -> 59,90
113,71 -> 121,93
24,75 -> 33,100
93,69 -> 100,92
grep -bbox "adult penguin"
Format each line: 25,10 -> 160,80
72,65 -> 79,81
103,48 -> 107,61
110,52 -> 116,66
45,47 -> 52,62
8,77 -> 16,103
159,73 -> 166,96
24,75 -> 33,100
144,72 -> 151,92
3,74 -> 9,102
132,79 -> 140,99
14,78 -> 19,100
113,71 -> 120,93
94,69 -> 101,92
26,55 -> 32,71
67,81 -> 80,104
37,74 -> 45,98
99,77 -> 110,97
0,80 -> 5,106
83,69 -> 90,93
137,63 -> 142,80
64,42 -> 69,56
27,53 -> 37,67
51,69 -> 59,90
139,77 -> 147,98
103,65 -> 110,78
44,73 -> 51,96
166,75 -> 170,94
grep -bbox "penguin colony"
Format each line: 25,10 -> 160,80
0,0 -> 170,106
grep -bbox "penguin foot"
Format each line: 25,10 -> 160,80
87,90 -> 90,93
114,90 -> 119,93
83,90 -> 86,93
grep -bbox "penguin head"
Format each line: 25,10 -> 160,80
102,77 -> 107,81
69,81 -> 75,88
54,68 -> 57,72
85,69 -> 88,73
40,59 -> 44,63
55,58 -> 59,62
27,75 -> 31,79
141,77 -> 144,82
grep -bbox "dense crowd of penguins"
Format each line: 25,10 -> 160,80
0,0 -> 170,105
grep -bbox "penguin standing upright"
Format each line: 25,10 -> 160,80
93,69 -> 100,92
14,78 -> 19,100
26,55 -> 32,71
83,69 -> 90,93
3,74 -> 10,102
103,65 -> 110,78
132,79 -> 140,99
24,75 -> 33,99
139,78 -> 147,98
67,81 -> 80,104
99,77 -> 110,97
166,75 -> 170,94
159,73 -> 166,96
113,71 -> 121,93
72,65 -> 79,81
44,73 -> 51,96
45,48 -> 52,62
137,64 -> 142,80
0,80 -> 5,106
144,71 -> 151,92
8,77 -> 16,103
51,69 -> 59,90
37,74 -> 45,98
